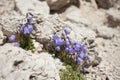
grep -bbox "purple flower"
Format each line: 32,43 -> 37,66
68,48 -> 75,55
87,56 -> 90,62
74,43 -> 81,52
53,34 -> 59,40
83,48 -> 87,54
23,27 -> 30,35
53,38 -> 64,46
9,35 -> 16,42
76,57 -> 83,64
66,41 -> 70,46
14,42 -> 20,47
28,25 -> 33,33
79,53 -> 86,59
27,17 -> 33,24
65,47 -> 69,52
64,29 -> 71,35
20,24 -> 25,32
55,46 -> 61,51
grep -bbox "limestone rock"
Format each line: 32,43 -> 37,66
64,5 -> 107,26
15,0 -> 50,15
34,14 -> 66,43
96,26 -> 114,39
0,0 -> 15,15
95,0 -> 120,9
0,29 -> 6,45
0,43 -> 64,80
106,8 -> 120,27
46,0 -> 80,10
46,0 -> 70,10
0,14 -> 24,37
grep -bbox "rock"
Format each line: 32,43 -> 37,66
0,29 -> 6,45
0,43 -> 64,80
34,14 -> 66,43
32,40 -> 43,53
46,0 -> 80,11
63,5 -> 107,26
0,14 -> 24,37
96,26 -> 114,39
46,0 -> 70,10
95,0 -> 120,9
0,0 -> 15,15
65,22 -> 97,41
15,0 -> 49,15
106,8 -> 120,27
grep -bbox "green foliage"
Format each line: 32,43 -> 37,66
60,65 -> 86,80
48,46 -> 86,80
20,34 -> 35,51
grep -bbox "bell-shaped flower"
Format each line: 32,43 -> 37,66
65,47 -> 69,52
66,41 -> 70,46
55,46 -> 61,51
53,38 -> 64,46
20,24 -> 25,32
53,34 -> 60,40
79,53 -> 86,59
28,25 -> 33,33
68,48 -> 75,55
64,29 -> 71,35
14,42 -> 20,47
23,27 -> 30,35
76,57 -> 83,64
9,35 -> 16,42
27,17 -> 33,24
74,43 -> 81,52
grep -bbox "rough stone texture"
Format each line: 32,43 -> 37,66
32,40 -> 43,53
106,8 -> 120,27
0,29 -> 6,45
65,21 -> 97,41
34,14 -> 66,43
0,43 -> 64,80
95,0 -> 120,9
46,0 -> 70,10
63,5 -> 107,27
0,13 -> 24,37
0,0 -> 15,15
86,28 -> 120,80
96,26 -> 114,39
15,0 -> 50,15
46,0 -> 80,10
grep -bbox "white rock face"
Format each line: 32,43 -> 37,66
34,14 -> 66,43
64,5 -> 107,26
96,26 -> 114,39
0,0 -> 15,15
15,0 -> 50,15
0,29 -> 5,45
0,44 -> 64,80
0,14 -> 23,37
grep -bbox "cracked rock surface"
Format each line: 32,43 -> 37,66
0,44 -> 64,80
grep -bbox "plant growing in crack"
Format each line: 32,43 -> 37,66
49,29 -> 91,80
8,12 -> 35,51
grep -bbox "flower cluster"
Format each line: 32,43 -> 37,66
20,13 -> 34,35
53,29 -> 90,65
8,12 -> 34,49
